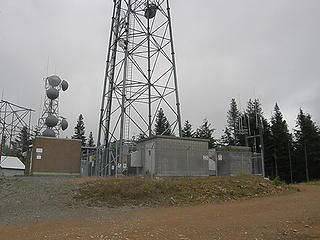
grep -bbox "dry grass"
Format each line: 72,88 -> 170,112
300,180 -> 320,185
73,175 -> 297,208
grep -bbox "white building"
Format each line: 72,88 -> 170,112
0,156 -> 25,177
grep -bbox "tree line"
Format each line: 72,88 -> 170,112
149,108 -> 216,149
154,99 -> 319,183
219,98 -> 319,183
125,102 -> 319,183
4,102 -> 318,183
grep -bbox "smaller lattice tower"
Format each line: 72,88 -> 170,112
37,75 -> 69,137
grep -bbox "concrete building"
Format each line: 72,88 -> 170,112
25,136 -> 82,175
210,146 -> 252,176
128,136 -> 209,177
0,156 -> 25,177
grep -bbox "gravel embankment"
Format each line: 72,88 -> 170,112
0,176 -> 127,225
0,176 -> 78,224
0,175 -> 296,226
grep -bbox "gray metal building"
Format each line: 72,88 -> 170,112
129,136 -> 209,177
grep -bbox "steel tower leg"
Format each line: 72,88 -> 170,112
97,1 -> 118,147
147,1 -> 152,137
119,0 -> 131,175
166,0 -> 182,137
97,0 -> 122,176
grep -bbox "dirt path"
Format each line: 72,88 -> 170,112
0,184 -> 319,240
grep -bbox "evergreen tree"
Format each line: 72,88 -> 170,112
72,114 -> 86,146
226,98 -> 240,145
287,133 -> 295,183
294,109 -> 320,182
220,127 -> 233,146
33,126 -> 41,137
1,136 -> 16,156
181,120 -> 194,137
245,98 -> 264,151
270,103 -> 292,182
14,126 -> 32,163
154,108 -> 172,136
136,132 -> 147,141
262,118 -> 274,179
246,98 -> 263,134
238,98 -> 273,177
2,144 -> 16,156
87,132 -> 95,147
237,113 -> 248,146
195,119 -> 216,148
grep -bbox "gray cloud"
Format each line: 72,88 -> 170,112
0,0 -> 319,140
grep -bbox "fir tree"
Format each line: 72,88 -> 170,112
246,98 -> 263,134
270,103 -> 291,182
237,113 -> 248,146
240,98 -> 273,177
181,120 -> 194,137
262,118 -> 274,179
294,109 -> 320,182
195,119 -> 216,148
245,98 -> 264,151
225,98 -> 240,145
72,114 -> 86,146
13,126 -> 32,163
220,127 -> 233,146
87,132 -> 95,147
154,108 -> 172,136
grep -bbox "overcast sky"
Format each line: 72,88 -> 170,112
1,0 -> 319,141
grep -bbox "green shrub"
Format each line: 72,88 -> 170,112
272,176 -> 283,186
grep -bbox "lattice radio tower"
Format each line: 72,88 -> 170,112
97,0 -> 182,175
37,75 -> 69,137
0,100 -> 34,160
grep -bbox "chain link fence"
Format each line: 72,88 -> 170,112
81,145 -> 263,177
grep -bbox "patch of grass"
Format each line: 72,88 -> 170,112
73,175 -> 297,208
272,176 -> 284,186
300,180 -> 320,185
